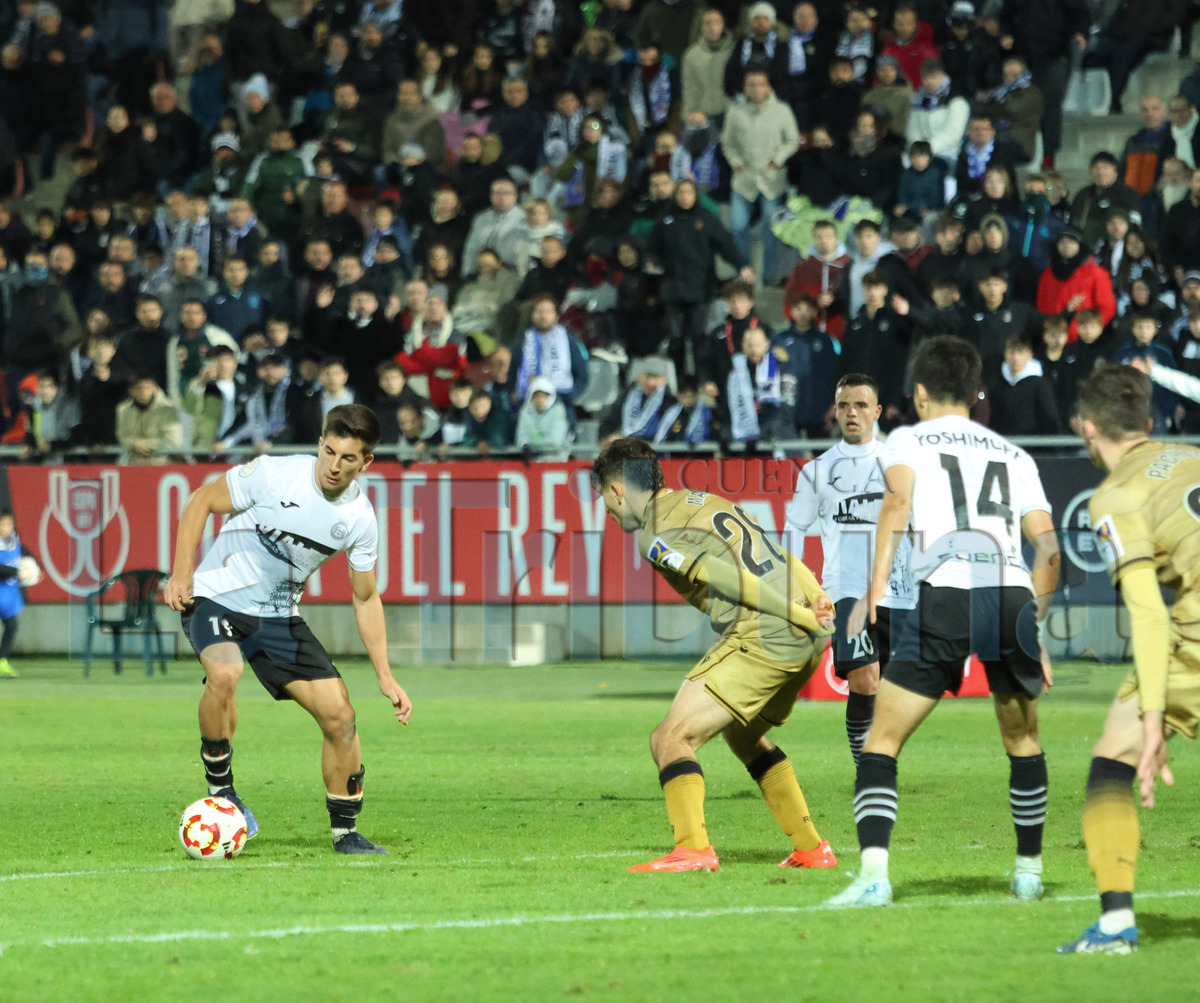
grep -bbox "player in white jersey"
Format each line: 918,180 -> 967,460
826,336 -> 1060,908
163,404 -> 412,854
785,374 -> 915,766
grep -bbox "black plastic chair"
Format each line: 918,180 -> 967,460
83,570 -> 170,676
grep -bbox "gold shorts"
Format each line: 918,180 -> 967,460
1117,634 -> 1200,740
688,633 -> 823,728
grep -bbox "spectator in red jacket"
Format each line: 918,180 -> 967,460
880,4 -> 939,89
783,219 -> 852,339
1036,226 -> 1116,341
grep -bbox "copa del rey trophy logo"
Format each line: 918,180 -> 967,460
37,470 -> 130,597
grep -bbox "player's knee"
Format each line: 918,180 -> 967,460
321,702 -> 357,745
848,665 -> 880,695
202,662 -> 242,700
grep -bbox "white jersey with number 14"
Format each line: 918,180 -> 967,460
880,414 -> 1050,593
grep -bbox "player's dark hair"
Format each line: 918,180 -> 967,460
836,373 -> 879,397
591,437 -> 665,493
323,403 -> 381,454
910,335 -> 981,406
1076,365 -> 1151,439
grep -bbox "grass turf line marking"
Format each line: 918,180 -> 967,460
0,850 -> 646,884
10,889 -> 1200,953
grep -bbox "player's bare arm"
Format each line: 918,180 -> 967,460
847,463 -> 913,637
349,565 -> 412,724
1022,508 -> 1060,692
1116,563 -> 1174,806
164,477 -> 240,611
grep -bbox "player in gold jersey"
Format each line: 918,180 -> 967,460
1059,365 -> 1200,955
592,437 -> 838,873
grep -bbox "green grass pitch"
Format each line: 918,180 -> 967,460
2,656 -> 1198,1002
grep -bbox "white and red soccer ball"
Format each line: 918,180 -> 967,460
178,796 -> 247,860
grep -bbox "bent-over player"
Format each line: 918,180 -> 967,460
827,336 -> 1059,907
1059,366 -> 1200,954
163,404 -> 412,854
786,374 -> 915,765
593,437 -> 838,872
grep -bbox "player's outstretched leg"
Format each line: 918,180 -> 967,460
1058,757 -> 1140,954
826,681 -> 937,907
995,693 -> 1047,901
727,728 -> 836,869
1059,695 -> 1143,954
197,650 -> 257,838
629,679 -> 731,873
287,677 -> 385,854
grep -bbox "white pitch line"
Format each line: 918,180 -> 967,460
0,850 -> 645,884
7,889 -> 1200,953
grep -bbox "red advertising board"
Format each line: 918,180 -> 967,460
8,458 -> 816,604
8,457 -> 989,697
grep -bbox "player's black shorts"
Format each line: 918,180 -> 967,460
832,597 -> 897,678
181,597 -> 341,701
884,584 -> 1042,700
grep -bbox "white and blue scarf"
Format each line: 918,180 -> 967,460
516,324 -> 574,398
621,384 -> 667,437
837,30 -> 874,81
544,108 -> 584,156
966,137 -> 995,180
727,352 -> 781,441
654,400 -> 710,443
788,31 -> 813,75
988,70 -> 1032,104
564,134 -> 627,207
913,77 -> 952,111
628,64 -> 672,132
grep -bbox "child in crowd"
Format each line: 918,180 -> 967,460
463,387 -> 515,454
895,141 -> 946,224
771,293 -> 839,437
515,375 -> 572,459
1111,312 -> 1179,432
440,377 -> 475,447
990,332 -> 1061,435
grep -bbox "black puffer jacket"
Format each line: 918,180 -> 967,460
646,200 -> 746,305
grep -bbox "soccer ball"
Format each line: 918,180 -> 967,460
16,556 -> 41,587
178,796 -> 248,860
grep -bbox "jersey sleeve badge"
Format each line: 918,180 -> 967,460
237,458 -> 261,477
648,537 -> 687,572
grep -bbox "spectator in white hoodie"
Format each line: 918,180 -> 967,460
515,375 -> 573,459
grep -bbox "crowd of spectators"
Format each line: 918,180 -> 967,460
2,0 -> 1200,463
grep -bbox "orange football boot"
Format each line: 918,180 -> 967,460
628,845 -> 720,872
779,839 -> 838,868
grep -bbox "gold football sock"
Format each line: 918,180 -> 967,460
659,760 -> 708,849
1083,757 -> 1139,898
747,746 -> 820,851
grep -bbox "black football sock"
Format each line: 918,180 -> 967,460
201,737 -> 233,795
329,765 -> 366,836
854,752 -> 898,850
845,691 -> 875,766
1009,752 -> 1048,857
